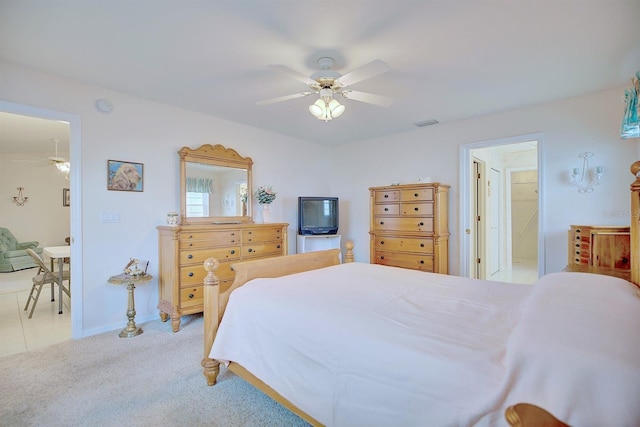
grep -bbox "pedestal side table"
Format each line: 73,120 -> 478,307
108,273 -> 153,338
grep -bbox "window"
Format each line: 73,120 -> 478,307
186,192 -> 209,217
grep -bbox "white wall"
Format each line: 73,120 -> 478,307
331,86 -> 638,276
0,61 -> 332,337
0,152 -> 70,246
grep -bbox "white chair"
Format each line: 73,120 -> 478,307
24,248 -> 70,319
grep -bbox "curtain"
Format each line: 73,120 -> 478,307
186,178 -> 213,193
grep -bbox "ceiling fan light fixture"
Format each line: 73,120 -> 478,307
56,161 -> 70,177
309,99 -> 325,118
329,99 -> 345,118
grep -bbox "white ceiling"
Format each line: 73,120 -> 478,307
1,0 -> 639,150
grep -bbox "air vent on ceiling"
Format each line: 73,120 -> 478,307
414,119 -> 439,127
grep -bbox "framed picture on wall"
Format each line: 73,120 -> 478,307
62,188 -> 70,207
107,160 -> 144,192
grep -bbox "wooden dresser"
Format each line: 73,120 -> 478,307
565,224 -> 630,280
157,222 -> 288,331
369,183 -> 449,273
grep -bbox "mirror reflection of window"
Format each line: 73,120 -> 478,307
186,192 -> 210,217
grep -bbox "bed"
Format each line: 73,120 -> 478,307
201,168 -> 640,426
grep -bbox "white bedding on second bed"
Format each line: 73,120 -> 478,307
210,262 -> 531,426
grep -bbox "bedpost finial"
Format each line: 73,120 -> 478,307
204,257 -> 219,272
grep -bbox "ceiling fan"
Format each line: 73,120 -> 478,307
257,57 -> 394,121
13,139 -> 70,178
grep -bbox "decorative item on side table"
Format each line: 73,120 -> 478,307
108,258 -> 151,338
166,212 -> 179,226
256,185 -> 276,223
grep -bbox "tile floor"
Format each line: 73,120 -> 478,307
0,268 -> 70,358
488,258 -> 539,285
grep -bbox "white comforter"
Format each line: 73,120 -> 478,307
210,263 -> 640,426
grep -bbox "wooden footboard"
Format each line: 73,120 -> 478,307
201,241 -> 354,386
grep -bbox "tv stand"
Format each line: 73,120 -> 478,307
297,234 -> 342,257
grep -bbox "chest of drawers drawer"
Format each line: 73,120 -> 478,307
374,204 -> 400,215
243,241 -> 284,259
400,188 -> 433,201
179,246 -> 241,265
179,230 -> 239,245
373,250 -> 434,271
373,217 -> 434,233
242,228 -> 283,243
180,262 -> 234,286
373,236 -> 434,253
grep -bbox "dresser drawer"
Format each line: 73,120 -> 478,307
179,230 -> 240,246
373,217 -> 434,233
180,286 -> 203,308
401,202 -> 433,216
374,204 -> 400,215
373,250 -> 434,271
401,188 -> 433,201
374,236 -> 434,253
374,190 -> 400,203
242,228 -> 283,243
243,242 -> 284,259
179,246 -> 241,265
180,262 -> 235,285
180,236 -> 240,249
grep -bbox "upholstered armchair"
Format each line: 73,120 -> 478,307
0,228 -> 43,272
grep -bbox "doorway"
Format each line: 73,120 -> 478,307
0,100 -> 82,339
460,133 -> 543,284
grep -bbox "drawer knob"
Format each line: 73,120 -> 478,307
380,256 -> 384,260
419,260 -> 425,264
277,244 -> 281,249
188,293 -> 194,299
384,207 -> 389,211
575,236 -> 580,240
575,251 -> 580,255
575,258 -> 580,262
414,207 -> 419,211
575,243 -> 580,247
414,193 -> 419,197
188,235 -> 193,239
230,250 -> 235,254
248,248 -> 253,252
188,272 -> 194,277
384,194 -> 389,198
419,222 -> 424,226
187,254 -> 193,259
420,243 -> 424,247
189,243 -> 193,247
380,240 -> 384,245
380,221 -> 384,225
231,232 -> 235,236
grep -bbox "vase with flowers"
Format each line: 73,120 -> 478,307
255,185 -> 276,222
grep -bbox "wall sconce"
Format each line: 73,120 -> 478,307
570,152 -> 603,193
12,187 -> 29,206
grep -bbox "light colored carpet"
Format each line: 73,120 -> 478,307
0,314 -> 309,427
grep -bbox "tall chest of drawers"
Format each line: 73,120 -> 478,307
369,183 -> 449,273
157,222 -> 288,331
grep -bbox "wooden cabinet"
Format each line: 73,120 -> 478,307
369,183 -> 449,273
157,222 -> 288,331
566,225 -> 630,279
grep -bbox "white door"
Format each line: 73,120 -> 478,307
489,168 -> 501,275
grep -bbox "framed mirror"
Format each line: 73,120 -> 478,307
179,144 -> 253,224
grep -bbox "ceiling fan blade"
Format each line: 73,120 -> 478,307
256,92 -> 313,106
335,60 -> 390,87
340,90 -> 394,107
268,65 -> 318,86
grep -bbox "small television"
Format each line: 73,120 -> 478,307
298,196 -> 339,235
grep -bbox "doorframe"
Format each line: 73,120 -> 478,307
0,100 -> 83,339
459,132 -> 545,279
